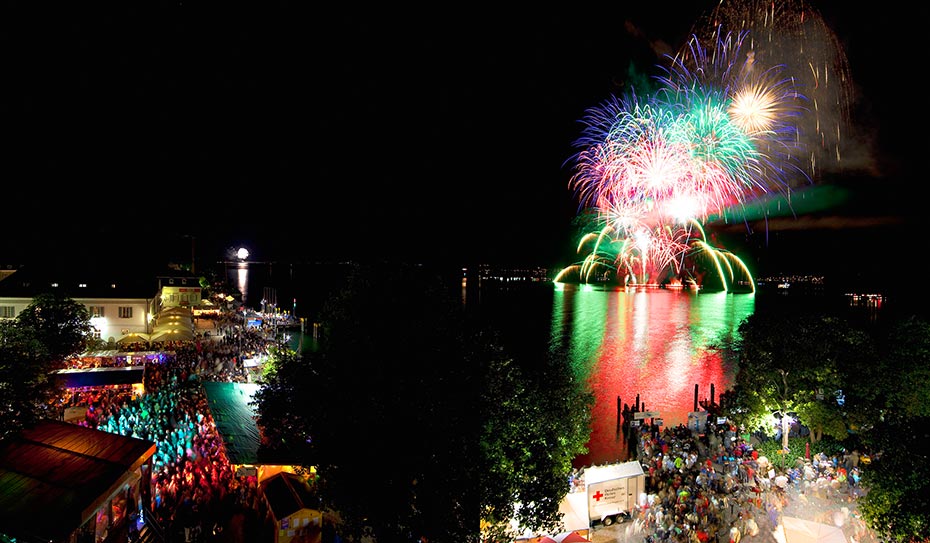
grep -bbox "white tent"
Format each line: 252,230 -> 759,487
116,332 -> 151,345
160,306 -> 193,317
150,328 -> 195,342
774,516 -> 848,543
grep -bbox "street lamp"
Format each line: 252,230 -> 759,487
182,234 -> 196,274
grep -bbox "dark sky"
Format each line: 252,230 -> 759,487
1,3 -> 923,289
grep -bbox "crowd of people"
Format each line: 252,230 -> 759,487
608,420 -> 877,543
66,314 -> 279,542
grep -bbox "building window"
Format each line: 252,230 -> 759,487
119,307 -> 133,319
0,306 -> 14,318
89,306 -> 105,318
91,328 -> 102,340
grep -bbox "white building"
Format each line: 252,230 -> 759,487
0,265 -> 168,343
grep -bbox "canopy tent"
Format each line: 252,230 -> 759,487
775,516 -> 848,543
159,306 -> 194,317
541,532 -> 590,543
150,328 -> 195,342
201,381 -> 307,479
202,381 -> 262,465
117,332 -> 151,345
516,492 -> 590,543
156,314 -> 193,325
52,366 -> 145,388
154,316 -> 193,331
154,307 -> 194,334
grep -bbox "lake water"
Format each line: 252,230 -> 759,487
473,283 -> 755,468
227,261 -> 886,469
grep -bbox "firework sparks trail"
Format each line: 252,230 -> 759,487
559,1 -> 851,289
686,0 -> 852,181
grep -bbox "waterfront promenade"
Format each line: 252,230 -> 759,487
584,423 -> 880,543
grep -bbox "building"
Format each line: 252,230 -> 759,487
0,265 -> 202,344
262,471 -> 323,543
0,419 -> 157,543
155,273 -> 203,310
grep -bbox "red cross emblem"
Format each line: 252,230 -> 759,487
592,490 -> 604,501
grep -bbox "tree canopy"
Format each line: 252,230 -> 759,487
254,262 -> 477,542
15,292 -> 92,364
722,308 -> 930,542
854,316 -> 930,542
254,262 -> 594,543
721,311 -> 872,446
0,292 -> 92,439
479,332 -> 593,541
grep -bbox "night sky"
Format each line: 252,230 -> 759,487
1,3 -> 923,295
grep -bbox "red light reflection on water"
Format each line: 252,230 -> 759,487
553,287 -> 753,468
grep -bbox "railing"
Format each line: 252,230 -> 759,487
139,505 -> 167,542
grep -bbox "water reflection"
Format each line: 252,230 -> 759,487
550,285 -> 754,468
235,262 -> 249,305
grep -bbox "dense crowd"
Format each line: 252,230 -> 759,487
69,322 -> 276,542
610,420 -> 876,543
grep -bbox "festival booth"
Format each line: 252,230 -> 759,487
54,351 -> 169,424
192,298 -> 221,318
68,350 -> 166,369
0,419 -> 156,543
262,471 -> 323,543
54,366 -> 146,388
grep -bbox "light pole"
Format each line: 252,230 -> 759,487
182,234 -> 196,274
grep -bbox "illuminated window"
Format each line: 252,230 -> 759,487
119,307 -> 133,319
89,306 -> 105,318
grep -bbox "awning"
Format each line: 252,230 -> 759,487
202,382 -> 262,465
52,366 -> 145,388
116,333 -> 151,345
776,516 -> 848,543
150,328 -> 195,342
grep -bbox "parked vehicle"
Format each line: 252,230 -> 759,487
581,461 -> 646,526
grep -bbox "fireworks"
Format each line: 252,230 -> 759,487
559,0 -> 850,291
686,0 -> 852,180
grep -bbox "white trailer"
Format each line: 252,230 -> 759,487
582,460 -> 646,526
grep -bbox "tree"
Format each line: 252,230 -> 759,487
252,345 -> 314,466
479,332 -> 593,542
853,316 -> 930,542
0,292 -> 92,439
873,316 -> 930,419
722,311 -> 872,450
14,292 -> 93,364
254,261 -> 477,543
856,414 -> 930,543
0,321 -> 50,439
722,310 -> 930,542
